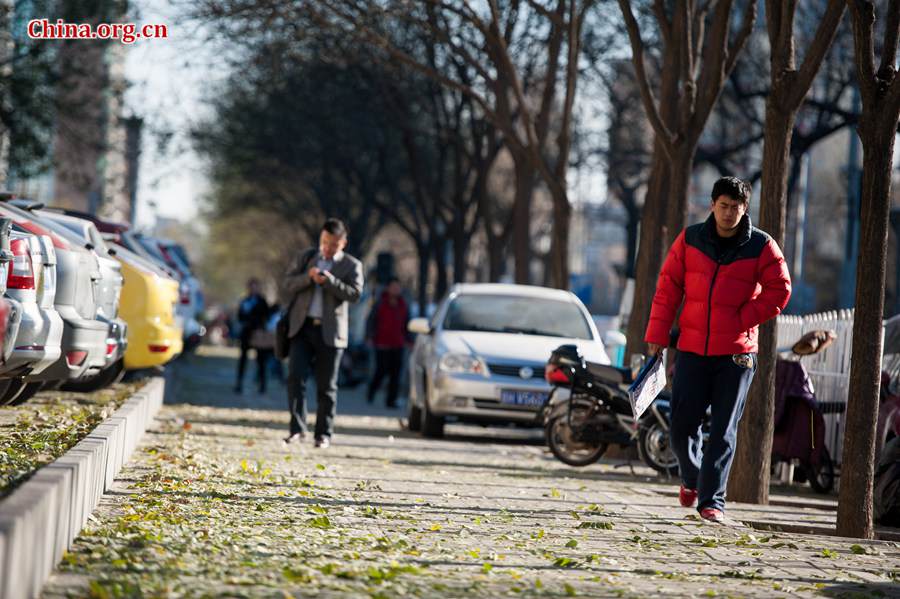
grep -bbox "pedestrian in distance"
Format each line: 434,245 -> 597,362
280,218 -> 364,449
366,277 -> 411,409
234,278 -> 270,394
644,176 -> 791,523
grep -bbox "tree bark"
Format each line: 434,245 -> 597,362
623,194 -> 641,279
433,233 -> 449,302
728,106 -> 795,504
549,187 -> 572,289
452,221 -> 469,284
837,119 -> 896,539
625,147 -> 671,359
512,156 -> 534,284
416,241 -> 430,316
665,146 -> 696,248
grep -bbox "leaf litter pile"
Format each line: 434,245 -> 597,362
0,381 -> 143,500
43,404 -> 900,599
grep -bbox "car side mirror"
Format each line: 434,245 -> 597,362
408,317 -> 432,335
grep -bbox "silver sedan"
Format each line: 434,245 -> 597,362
406,283 -> 610,438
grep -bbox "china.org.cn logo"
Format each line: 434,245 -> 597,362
27,19 -> 168,44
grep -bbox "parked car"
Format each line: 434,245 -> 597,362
66,214 -> 204,350
0,201 -> 109,385
0,217 -> 24,401
133,234 -> 204,349
108,242 -> 183,370
32,210 -> 129,391
35,209 -> 184,370
0,226 -> 64,405
406,283 -> 611,438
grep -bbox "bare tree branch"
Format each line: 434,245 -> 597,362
847,0 -> 877,101
881,0 -> 900,77
792,0 -> 846,106
725,0 -> 758,76
616,0 -> 675,156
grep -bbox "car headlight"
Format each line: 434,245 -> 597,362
439,352 -> 488,375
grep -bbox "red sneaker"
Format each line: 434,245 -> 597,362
679,485 -> 698,508
700,508 -> 725,523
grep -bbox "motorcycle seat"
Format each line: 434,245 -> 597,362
585,361 -> 633,385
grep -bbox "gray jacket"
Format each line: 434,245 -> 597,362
281,248 -> 364,348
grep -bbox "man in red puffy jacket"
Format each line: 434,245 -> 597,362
645,176 -> 791,523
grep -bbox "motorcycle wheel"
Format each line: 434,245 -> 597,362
545,413 -> 607,467
804,448 -> 835,494
638,422 -> 680,476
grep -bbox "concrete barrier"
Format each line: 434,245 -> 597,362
0,377 -> 165,599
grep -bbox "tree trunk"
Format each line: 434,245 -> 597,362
623,194 -> 640,279
452,221 -> 469,284
433,234 -> 449,302
416,241 -> 429,316
624,148 -> 671,359
729,106 -> 795,505
664,147 -> 695,248
549,187 -> 571,289
837,117 -> 896,539
512,156 -> 534,284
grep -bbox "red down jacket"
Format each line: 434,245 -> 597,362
645,214 -> 791,356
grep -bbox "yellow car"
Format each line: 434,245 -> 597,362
112,244 -> 183,369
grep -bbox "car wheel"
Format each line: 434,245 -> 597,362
9,382 -> 44,406
421,383 -> 444,438
407,375 -> 423,432
61,359 -> 125,393
0,378 -> 27,406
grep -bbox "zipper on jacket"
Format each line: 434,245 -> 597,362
704,261 -> 722,356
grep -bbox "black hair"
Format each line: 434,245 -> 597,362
387,276 -> 400,285
711,176 -> 751,205
322,218 -> 348,238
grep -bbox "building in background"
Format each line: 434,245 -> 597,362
6,1 -> 139,224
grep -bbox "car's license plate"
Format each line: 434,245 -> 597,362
500,390 -> 548,407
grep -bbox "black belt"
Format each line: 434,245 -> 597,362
306,317 -> 322,326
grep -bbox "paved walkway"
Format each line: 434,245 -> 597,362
42,346 -> 900,598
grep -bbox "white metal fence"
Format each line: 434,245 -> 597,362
776,309 -> 858,464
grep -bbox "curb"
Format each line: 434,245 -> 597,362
0,377 -> 165,599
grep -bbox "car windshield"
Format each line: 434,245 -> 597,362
442,294 -> 593,340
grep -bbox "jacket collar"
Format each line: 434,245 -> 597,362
703,213 -> 752,247
317,249 -> 345,262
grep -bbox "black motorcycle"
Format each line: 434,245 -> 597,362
540,344 -> 678,475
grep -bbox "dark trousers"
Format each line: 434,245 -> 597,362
368,348 -> 404,406
287,319 -> 343,439
670,351 -> 756,511
237,333 -> 267,392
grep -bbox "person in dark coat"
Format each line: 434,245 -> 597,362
366,278 -> 410,408
280,218 -> 365,448
645,176 -> 792,523
234,278 -> 270,394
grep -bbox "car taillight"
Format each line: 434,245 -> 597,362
7,239 -> 35,289
545,364 -> 571,385
106,340 -> 118,357
179,288 -> 190,304
66,351 -> 88,367
148,343 -> 170,353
